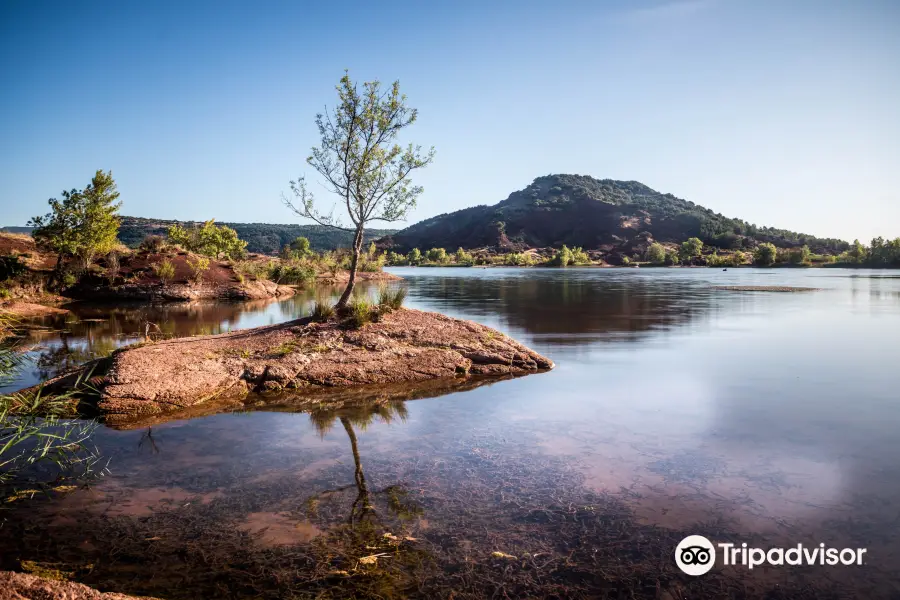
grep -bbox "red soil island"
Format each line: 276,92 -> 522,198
37,308 -> 553,426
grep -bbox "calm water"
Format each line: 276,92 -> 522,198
2,268 -> 900,599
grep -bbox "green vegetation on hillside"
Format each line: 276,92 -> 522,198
115,217 -> 396,254
387,174 -> 852,255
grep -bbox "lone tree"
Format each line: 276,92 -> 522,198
29,170 -> 121,281
284,72 -> 434,309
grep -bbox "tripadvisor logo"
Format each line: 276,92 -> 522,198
675,535 -> 868,576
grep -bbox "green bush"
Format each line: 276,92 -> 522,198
645,242 -> 666,264
186,255 -> 210,283
754,243 -> 777,266
788,245 -> 811,265
312,294 -> 335,321
407,248 -> 422,265
167,220 -> 247,260
346,295 -> 375,328
571,247 -> 590,265
140,234 -> 166,253
153,258 -> 176,283
552,245 -> 574,266
503,252 -> 534,266
454,247 -> 474,265
425,248 -> 448,264
377,285 -> 407,310
0,255 -> 27,281
680,237 -> 703,261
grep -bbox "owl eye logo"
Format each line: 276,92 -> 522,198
680,546 -> 712,565
675,535 -> 716,575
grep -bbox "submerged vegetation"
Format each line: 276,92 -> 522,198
0,317 -> 105,500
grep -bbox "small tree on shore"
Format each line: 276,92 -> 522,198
679,237 -> 703,262
283,72 -> 434,309
754,242 -> 777,266
29,170 -> 121,280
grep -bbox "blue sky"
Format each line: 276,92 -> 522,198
2,0 -> 898,242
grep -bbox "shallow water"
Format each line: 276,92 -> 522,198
2,268 -> 900,598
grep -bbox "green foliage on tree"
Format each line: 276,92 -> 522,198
553,245 -> 575,267
455,247 -> 474,265
645,242 -> 666,264
290,236 -> 312,257
426,248 -> 448,263
284,71 -> 435,308
788,244 -> 811,265
387,251 -> 407,266
153,258 -> 176,283
167,220 -> 247,260
407,248 -> 422,265
679,237 -> 703,261
29,170 -> 122,275
754,242 -> 777,266
868,237 -> 900,267
664,250 -> 680,266
847,239 -> 868,263
570,247 -> 590,265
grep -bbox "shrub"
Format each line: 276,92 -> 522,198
731,251 -> 745,266
153,258 -> 176,283
167,220 -> 247,260
377,285 -> 407,310
346,295 -> 375,328
570,247 -> 590,265
290,236 -> 312,258
680,237 -> 703,261
186,255 -> 210,283
0,255 -> 27,280
754,243 -> 777,266
664,250 -> 680,266
140,234 -> 166,253
312,296 -> 335,321
62,272 -> 78,288
788,245 -> 811,265
645,242 -> 666,264
504,252 -> 534,266
407,248 -> 422,265
454,247 -> 474,265
387,251 -> 407,266
552,245 -> 574,266
274,263 -> 316,285
425,247 -> 448,264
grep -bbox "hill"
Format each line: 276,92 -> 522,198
114,217 -> 396,254
382,174 -> 850,254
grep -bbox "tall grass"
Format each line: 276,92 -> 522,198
346,294 -> 375,328
312,292 -> 335,322
377,285 -> 407,310
0,326 -> 106,495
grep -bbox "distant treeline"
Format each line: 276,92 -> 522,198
114,217 -> 396,254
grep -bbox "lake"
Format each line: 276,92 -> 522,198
2,267 -> 900,599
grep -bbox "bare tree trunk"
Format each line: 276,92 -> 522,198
48,253 -> 65,289
335,226 -> 364,309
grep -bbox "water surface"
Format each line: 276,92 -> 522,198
2,268 -> 899,598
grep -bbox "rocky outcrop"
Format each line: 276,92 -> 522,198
0,571 -> 155,600
0,301 -> 69,318
67,279 -> 295,303
33,309 -> 552,425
